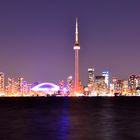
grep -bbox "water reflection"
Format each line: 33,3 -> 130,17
0,97 -> 140,140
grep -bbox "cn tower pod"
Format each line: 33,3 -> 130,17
74,45 -> 80,50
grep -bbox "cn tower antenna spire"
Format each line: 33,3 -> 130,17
75,17 -> 79,45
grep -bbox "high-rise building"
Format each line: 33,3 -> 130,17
128,75 -> 137,95
116,80 -> 123,94
95,76 -> 106,95
7,78 -> 15,95
88,68 -> 95,85
112,77 -> 118,93
73,18 -> 80,94
122,80 -> 129,95
17,77 -> 23,94
22,81 -> 28,95
58,80 -> 65,93
102,70 -> 109,87
0,72 -> 4,93
87,68 -> 95,92
67,76 -> 74,93
111,77 -> 124,94
136,76 -> 140,95
136,76 -> 140,88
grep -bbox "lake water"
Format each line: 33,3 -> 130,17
0,97 -> 140,140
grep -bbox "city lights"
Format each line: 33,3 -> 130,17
0,18 -> 140,97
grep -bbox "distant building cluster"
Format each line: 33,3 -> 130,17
0,72 -> 70,97
66,69 -> 140,96
85,69 -> 140,96
0,72 -> 32,96
0,70 -> 140,97
0,18 -> 140,97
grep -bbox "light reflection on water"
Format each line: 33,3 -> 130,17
0,97 -> 140,140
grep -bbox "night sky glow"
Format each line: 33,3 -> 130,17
0,0 -> 140,85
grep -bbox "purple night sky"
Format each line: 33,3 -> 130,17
0,0 -> 140,85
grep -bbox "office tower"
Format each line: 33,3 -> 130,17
88,68 -> 95,85
95,76 -> 106,95
58,80 -> 65,93
102,70 -> 109,87
67,76 -> 74,93
136,76 -> 140,88
73,18 -> 80,94
17,77 -> 23,94
112,77 -> 123,94
122,80 -> 129,95
116,80 -> 123,94
136,76 -> 140,95
22,81 -> 28,95
128,75 -> 137,95
112,77 -> 118,93
87,68 -> 95,92
0,72 -> 4,93
8,78 -> 15,95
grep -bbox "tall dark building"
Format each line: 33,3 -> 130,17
128,75 -> 137,95
88,68 -> 95,85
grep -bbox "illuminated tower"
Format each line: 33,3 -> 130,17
73,18 -> 80,94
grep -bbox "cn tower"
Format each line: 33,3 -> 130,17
73,17 -> 80,94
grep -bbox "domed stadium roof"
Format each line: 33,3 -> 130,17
32,83 -> 60,92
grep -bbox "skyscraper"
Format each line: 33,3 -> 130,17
73,18 -> 80,94
112,77 -> 118,93
95,76 -> 106,95
7,78 -> 15,95
88,68 -> 95,85
0,72 -> 4,93
128,75 -> 137,95
17,77 -> 23,94
102,70 -> 109,87
67,76 -> 74,93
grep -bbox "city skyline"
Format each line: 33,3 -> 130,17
0,0 -> 140,84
